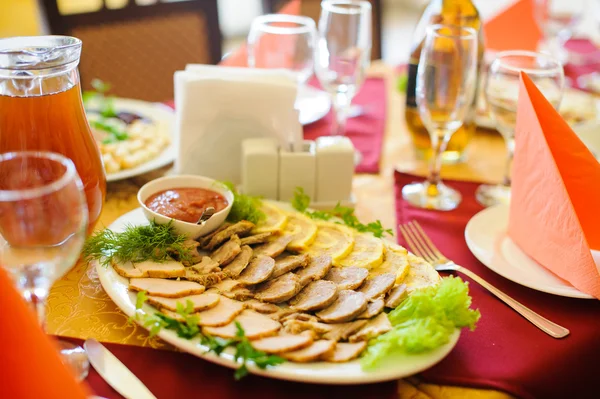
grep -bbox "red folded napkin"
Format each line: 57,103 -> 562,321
0,269 -> 88,399
66,338 -> 396,399
394,171 -> 600,399
483,0 -> 543,52
508,72 -> 600,298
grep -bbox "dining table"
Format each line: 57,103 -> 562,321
46,61 -> 513,399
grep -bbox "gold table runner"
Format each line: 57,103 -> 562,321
46,62 -> 511,398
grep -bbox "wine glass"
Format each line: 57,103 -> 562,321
247,14 -> 317,85
0,151 -> 89,380
402,25 -> 478,211
475,51 -> 564,207
314,0 -> 372,136
534,0 -> 587,63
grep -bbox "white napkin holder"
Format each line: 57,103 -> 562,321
174,65 -> 301,183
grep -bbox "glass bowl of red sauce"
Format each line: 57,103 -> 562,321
137,175 -> 234,239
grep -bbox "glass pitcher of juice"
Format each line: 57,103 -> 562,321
0,36 -> 106,233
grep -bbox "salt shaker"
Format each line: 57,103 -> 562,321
315,136 -> 355,203
241,138 -> 279,199
278,141 -> 316,201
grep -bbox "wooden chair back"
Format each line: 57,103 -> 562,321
39,0 -> 222,102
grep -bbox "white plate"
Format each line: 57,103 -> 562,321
297,85 -> 331,126
465,204 -> 594,299
95,207 -> 461,384
97,98 -> 176,182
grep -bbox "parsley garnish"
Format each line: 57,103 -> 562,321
291,187 -> 393,238
83,220 -> 194,267
131,292 -> 284,379
219,181 -> 266,225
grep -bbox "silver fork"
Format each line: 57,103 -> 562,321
399,221 -> 570,339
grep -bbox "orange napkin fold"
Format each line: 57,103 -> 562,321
508,72 -> 600,299
0,268 -> 88,398
220,0 -> 302,67
483,0 -> 543,52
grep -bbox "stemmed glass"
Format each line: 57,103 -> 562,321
402,25 -> 478,211
475,51 -> 564,207
314,0 -> 372,136
0,151 -> 89,380
247,14 -> 317,85
534,0 -> 587,64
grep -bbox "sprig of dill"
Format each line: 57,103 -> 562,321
291,187 -> 393,238
131,292 -> 284,380
82,220 -> 193,267
219,181 -> 266,225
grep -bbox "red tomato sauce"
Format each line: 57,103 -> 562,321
144,187 -> 228,223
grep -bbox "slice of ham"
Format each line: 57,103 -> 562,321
295,255 -> 333,287
356,298 -> 385,319
289,280 -> 338,312
251,334 -> 313,354
325,266 -> 368,290
196,296 -> 245,327
221,245 -> 253,277
253,235 -> 294,258
254,273 -> 301,303
210,235 -> 241,266
202,310 -> 281,339
359,273 -> 396,300
203,221 -> 254,250
190,257 -> 221,275
316,290 -> 368,323
129,278 -> 205,298
321,341 -> 367,362
236,255 -> 275,286
240,232 -> 273,246
349,313 -> 392,342
113,259 -> 186,279
244,299 -> 280,314
322,320 -> 368,341
385,284 -> 408,308
146,293 -> 220,312
271,254 -> 310,278
281,340 -> 336,363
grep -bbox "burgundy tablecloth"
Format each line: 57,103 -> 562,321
304,78 -> 386,174
66,337 -> 396,399
564,39 -> 600,91
394,171 -> 600,399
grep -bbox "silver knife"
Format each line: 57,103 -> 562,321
84,339 -> 157,399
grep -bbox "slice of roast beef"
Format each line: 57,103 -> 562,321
356,298 -> 385,319
289,280 -> 338,312
295,255 -> 333,287
316,290 -> 368,323
244,299 -> 281,314
203,221 -> 254,250
385,284 -> 408,308
283,319 -> 333,336
210,235 -> 241,266
253,273 -> 301,303
322,320 -> 368,341
349,313 -> 392,342
240,232 -> 273,246
358,273 -> 396,300
221,245 -> 253,277
271,253 -> 310,278
321,341 -> 367,362
253,235 -> 294,258
190,257 -> 221,275
236,255 -> 275,286
324,266 -> 368,290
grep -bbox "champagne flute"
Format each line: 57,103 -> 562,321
247,14 -> 317,85
402,25 -> 478,211
0,151 -> 89,380
475,51 -> 564,207
314,0 -> 372,136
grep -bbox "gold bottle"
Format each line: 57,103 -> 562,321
405,0 -> 485,163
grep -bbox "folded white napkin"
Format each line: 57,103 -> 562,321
174,65 -> 301,183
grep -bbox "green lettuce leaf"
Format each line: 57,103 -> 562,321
361,276 -> 480,370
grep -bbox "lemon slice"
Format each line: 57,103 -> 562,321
284,212 -> 318,252
370,242 -> 410,284
252,201 -> 289,234
336,233 -> 384,269
403,253 -> 441,292
307,221 -> 355,262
